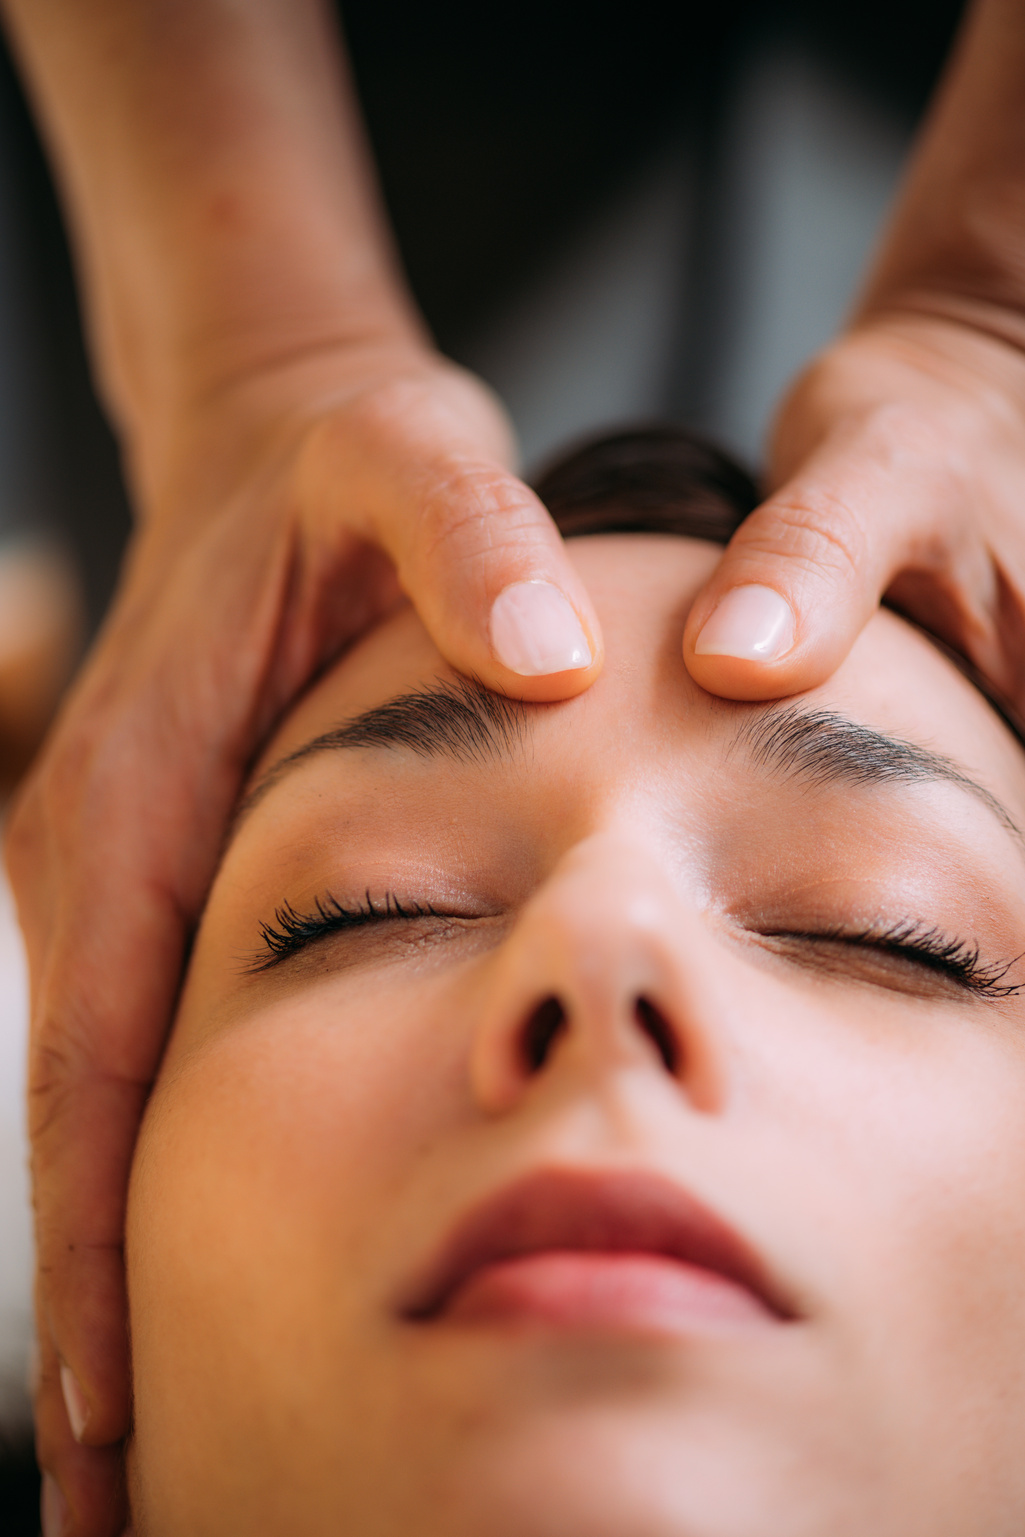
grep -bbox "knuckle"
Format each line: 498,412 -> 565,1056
308,374 -> 533,557
27,1032 -> 90,1151
415,463 -> 541,567
320,372 -> 443,467
741,489 -> 869,586
27,1017 -> 149,1163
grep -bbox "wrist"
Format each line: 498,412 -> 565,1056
112,259 -> 426,461
768,312 -> 1025,489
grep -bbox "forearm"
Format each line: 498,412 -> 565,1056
859,0 -> 1025,352
0,0 -> 426,469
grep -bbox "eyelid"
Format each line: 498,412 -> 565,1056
249,887 -> 1024,1005
246,889 -> 491,973
749,920 -> 1022,1000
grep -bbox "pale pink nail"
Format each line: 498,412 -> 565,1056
41,1473 -> 67,1537
489,581 -> 592,675
694,584 -> 795,661
60,1362 -> 89,1441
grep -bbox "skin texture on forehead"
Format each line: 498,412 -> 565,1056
249,537 -> 1025,824
127,535 -> 1025,1537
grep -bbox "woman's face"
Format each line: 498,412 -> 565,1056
128,535 -> 1025,1537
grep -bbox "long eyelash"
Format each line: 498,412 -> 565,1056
249,899 -> 1023,999
786,919 -> 1023,999
247,891 -> 438,973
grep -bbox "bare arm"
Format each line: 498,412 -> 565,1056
685,0 -> 1025,711
864,0 -> 1025,349
4,0 -> 419,462
2,0 -> 600,666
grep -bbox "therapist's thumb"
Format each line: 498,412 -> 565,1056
301,361 -> 604,703
682,424 -> 926,700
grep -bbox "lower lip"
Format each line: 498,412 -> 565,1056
440,1251 -> 775,1332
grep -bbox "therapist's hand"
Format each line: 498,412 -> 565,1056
684,314 -> 1025,710
685,0 -> 1025,712
6,338 -> 601,1537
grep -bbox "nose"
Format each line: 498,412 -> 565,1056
471,834 -> 724,1114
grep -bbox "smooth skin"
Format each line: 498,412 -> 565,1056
129,535 -> 1025,1536
3,1 -> 1025,1532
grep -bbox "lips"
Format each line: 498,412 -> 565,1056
400,1168 -> 794,1331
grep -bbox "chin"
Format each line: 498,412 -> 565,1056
419,1406 -> 849,1537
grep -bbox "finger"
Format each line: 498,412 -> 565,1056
26,875 -> 182,1463
7,507 -> 302,1513
32,1058 -> 150,1444
20,756 -> 215,1528
682,416 -> 958,700
35,1326 -> 127,1537
301,368 -> 604,702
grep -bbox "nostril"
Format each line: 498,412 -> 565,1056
522,996 -> 567,1072
635,996 -> 678,1073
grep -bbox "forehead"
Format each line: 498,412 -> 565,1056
258,536 -> 1025,826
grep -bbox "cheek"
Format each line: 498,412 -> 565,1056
717,995 -> 1025,1517
750,998 -> 1025,1397
126,969 -> 470,1511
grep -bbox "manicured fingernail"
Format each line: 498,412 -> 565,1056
60,1363 -> 89,1441
489,580 -> 592,675
694,584 -> 795,661
41,1473 -> 67,1537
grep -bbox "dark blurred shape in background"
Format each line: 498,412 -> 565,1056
346,0 -> 964,463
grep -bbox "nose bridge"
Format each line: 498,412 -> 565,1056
471,832 -> 721,1111
538,838 -> 674,1019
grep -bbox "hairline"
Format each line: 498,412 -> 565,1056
227,426 -> 1025,854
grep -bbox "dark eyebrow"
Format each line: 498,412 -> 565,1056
231,689 -> 1023,852
234,678 -> 527,828
735,705 -> 1022,837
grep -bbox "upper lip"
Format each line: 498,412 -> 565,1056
399,1166 -> 796,1322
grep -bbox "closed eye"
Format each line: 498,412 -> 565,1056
755,919 -> 1022,999
248,896 -> 1023,1002
246,891 -> 460,973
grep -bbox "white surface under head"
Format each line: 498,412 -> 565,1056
0,863 -> 31,1437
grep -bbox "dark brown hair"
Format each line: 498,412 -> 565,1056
536,427 -> 1025,753
532,424 -> 760,546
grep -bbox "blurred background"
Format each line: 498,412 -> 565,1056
0,0 -> 964,1523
